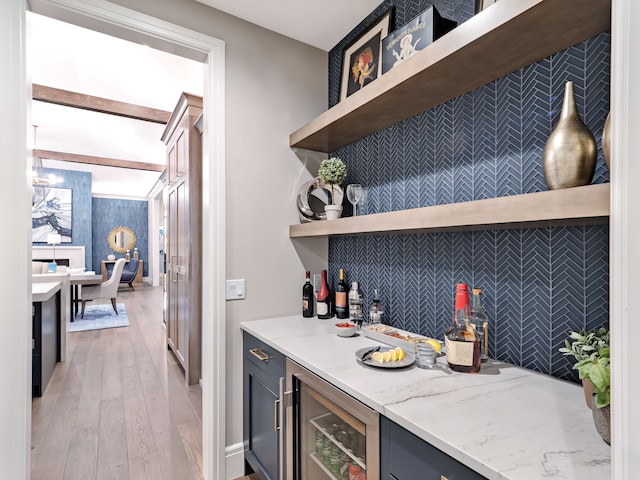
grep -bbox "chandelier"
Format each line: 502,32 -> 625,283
31,125 -> 63,187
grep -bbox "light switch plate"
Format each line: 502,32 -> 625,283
225,279 -> 245,300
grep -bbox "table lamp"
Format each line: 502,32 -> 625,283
47,233 -> 61,270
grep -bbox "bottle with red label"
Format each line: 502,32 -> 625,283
317,270 -> 333,319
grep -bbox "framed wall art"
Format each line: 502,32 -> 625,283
32,186 -> 73,242
340,7 -> 394,101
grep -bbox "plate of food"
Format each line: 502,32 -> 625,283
355,346 -> 415,369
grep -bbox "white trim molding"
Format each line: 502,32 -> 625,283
25,1 -> 227,479
0,1 -> 32,477
225,442 -> 245,480
610,0 -> 640,477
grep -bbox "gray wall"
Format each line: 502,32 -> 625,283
109,0 -> 328,448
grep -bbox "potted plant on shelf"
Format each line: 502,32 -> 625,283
318,157 -> 347,220
559,327 -> 610,444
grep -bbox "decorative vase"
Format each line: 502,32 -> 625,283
582,378 -> 595,409
324,205 -> 343,220
591,397 -> 611,445
107,254 -> 115,261
602,111 -> 611,171
542,81 -> 597,190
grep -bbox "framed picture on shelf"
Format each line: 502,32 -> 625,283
340,7 -> 394,101
381,6 -> 456,75
475,0 -> 500,14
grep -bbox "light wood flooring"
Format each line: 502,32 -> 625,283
31,284 -> 203,480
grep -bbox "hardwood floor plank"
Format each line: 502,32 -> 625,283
128,452 -> 164,480
62,422 -> 99,480
75,333 -> 105,425
101,332 -> 123,400
96,397 -> 129,480
121,365 -> 157,458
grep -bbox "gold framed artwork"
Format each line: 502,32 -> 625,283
340,7 -> 394,101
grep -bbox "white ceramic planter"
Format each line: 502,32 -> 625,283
325,205 -> 343,220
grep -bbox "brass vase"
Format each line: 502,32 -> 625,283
542,81 -> 597,190
602,111 -> 611,171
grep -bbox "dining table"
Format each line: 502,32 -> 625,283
69,272 -> 102,321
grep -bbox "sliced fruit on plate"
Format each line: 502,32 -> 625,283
388,349 -> 397,361
382,350 -> 392,362
394,347 -> 406,360
371,351 -> 385,363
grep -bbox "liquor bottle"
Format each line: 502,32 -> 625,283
470,288 -> 489,362
335,268 -> 348,319
348,282 -> 363,327
317,270 -> 332,319
368,288 -> 384,324
445,307 -> 481,373
447,282 -> 471,337
302,271 -> 314,318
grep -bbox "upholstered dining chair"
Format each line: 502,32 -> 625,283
80,258 -> 126,319
119,259 -> 141,291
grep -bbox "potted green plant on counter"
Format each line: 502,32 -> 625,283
559,327 -> 610,444
318,157 -> 347,220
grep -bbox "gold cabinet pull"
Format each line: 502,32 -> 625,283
249,348 -> 269,362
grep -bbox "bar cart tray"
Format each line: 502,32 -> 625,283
360,323 -> 443,354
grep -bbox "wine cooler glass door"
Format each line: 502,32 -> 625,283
285,359 -> 379,480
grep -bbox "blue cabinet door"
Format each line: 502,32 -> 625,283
380,416 -> 487,479
243,332 -> 285,480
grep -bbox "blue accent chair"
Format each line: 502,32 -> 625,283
120,260 -> 141,290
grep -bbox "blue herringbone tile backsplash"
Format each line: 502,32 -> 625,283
327,0 -> 610,381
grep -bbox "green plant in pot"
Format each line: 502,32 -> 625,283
318,157 -> 347,220
559,327 -> 610,444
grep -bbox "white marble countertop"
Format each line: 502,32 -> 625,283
240,315 -> 611,480
32,281 -> 61,302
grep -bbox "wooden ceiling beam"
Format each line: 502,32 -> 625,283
32,84 -> 172,124
33,149 -> 165,172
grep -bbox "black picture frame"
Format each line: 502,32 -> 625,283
340,7 -> 394,101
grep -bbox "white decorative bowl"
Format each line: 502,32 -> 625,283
107,254 -> 116,261
335,322 -> 356,337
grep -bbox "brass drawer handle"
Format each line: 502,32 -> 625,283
249,348 -> 270,362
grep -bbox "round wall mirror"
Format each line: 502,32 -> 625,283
107,226 -> 137,253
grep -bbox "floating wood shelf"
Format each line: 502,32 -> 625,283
289,184 -> 610,238
290,0 -> 611,153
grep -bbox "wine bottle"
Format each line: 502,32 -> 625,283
302,271 -> 314,318
335,268 -> 348,319
317,270 -> 332,319
445,307 -> 481,373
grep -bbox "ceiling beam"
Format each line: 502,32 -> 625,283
32,84 -> 172,124
33,149 -> 165,172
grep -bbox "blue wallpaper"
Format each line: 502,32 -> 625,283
92,198 -> 148,276
327,0 -> 610,382
33,168 -> 93,268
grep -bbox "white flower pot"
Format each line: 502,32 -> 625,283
324,205 -> 343,220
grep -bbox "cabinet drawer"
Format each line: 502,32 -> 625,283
381,416 -> 486,480
243,331 -> 285,381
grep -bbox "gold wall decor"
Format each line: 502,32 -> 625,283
542,81 -> 597,190
107,226 -> 136,253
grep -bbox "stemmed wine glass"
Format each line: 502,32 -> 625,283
346,184 -> 365,216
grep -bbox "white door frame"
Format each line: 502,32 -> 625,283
19,0 -> 226,478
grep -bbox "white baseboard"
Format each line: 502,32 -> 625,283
225,442 -> 245,480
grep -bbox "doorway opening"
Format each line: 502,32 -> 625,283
26,1 -> 226,478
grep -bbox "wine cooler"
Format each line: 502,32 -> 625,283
284,359 -> 379,479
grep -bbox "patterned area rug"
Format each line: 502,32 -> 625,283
69,303 -> 129,332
